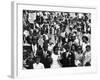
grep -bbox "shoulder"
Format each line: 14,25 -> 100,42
39,63 -> 43,65
33,63 -> 36,66
39,63 -> 44,67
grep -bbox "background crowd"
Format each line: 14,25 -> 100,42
23,10 -> 91,69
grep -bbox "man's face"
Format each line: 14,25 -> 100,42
72,45 -> 75,50
36,58 -> 40,64
83,37 -> 86,42
86,46 -> 90,52
78,50 -> 82,54
82,36 -> 88,43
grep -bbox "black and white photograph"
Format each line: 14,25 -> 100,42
23,10 -> 91,69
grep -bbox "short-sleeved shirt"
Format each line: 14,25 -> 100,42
33,63 -> 44,69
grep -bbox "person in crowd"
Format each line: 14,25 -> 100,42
25,55 -> 35,69
59,51 -> 69,67
50,46 -> 61,68
75,45 -> 83,66
33,56 -> 44,69
83,45 -> 91,66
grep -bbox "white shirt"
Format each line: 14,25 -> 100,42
48,44 -> 55,51
43,34 -> 49,40
38,38 -> 44,48
60,32 -> 65,38
74,37 -> 79,44
32,44 -> 37,56
24,30 -> 29,37
83,51 -> 91,65
28,13 -> 36,23
74,52 -> 83,66
56,24 -> 60,29
33,63 -> 44,69
75,52 -> 83,60
51,53 -> 61,68
82,42 -> 87,53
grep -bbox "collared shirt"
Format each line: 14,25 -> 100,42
33,63 -> 44,69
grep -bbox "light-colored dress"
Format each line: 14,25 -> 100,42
51,53 -> 61,68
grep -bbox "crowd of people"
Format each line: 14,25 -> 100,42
23,10 -> 91,69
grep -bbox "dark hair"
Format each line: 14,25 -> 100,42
77,46 -> 83,53
82,36 -> 88,42
71,44 -> 77,51
53,45 -> 58,55
86,45 -> 91,51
